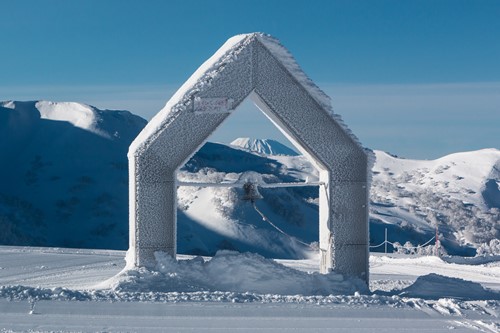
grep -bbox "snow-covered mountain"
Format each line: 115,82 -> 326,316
0,101 -> 146,249
230,137 -> 299,156
178,142 -> 319,258
179,145 -> 500,257
370,149 -> 499,255
1,101 -> 498,257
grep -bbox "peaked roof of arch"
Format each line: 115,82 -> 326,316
129,32 -> 374,172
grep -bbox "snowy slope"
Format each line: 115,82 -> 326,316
370,149 -> 500,255
177,142 -> 319,259
0,101 -> 146,249
179,143 -> 499,257
0,102 -> 317,257
373,149 -> 500,211
1,100 -> 498,257
230,137 -> 299,156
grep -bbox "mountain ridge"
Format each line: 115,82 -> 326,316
230,137 -> 299,156
1,100 -> 498,257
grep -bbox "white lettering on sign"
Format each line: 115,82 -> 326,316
194,97 -> 233,114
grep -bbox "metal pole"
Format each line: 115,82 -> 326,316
384,228 -> 387,254
435,226 -> 439,257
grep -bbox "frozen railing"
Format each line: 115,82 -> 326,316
370,227 -> 441,256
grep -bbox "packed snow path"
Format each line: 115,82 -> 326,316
0,246 -> 498,332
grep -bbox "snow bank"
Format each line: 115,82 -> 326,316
0,248 -> 499,321
2,281 -> 498,318
103,251 -> 368,296
400,273 -> 500,300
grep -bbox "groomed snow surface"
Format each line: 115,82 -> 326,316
0,246 -> 499,332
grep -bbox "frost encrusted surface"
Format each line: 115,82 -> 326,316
255,34 -> 376,180
129,33 -> 373,164
128,33 -> 372,280
129,34 -> 252,156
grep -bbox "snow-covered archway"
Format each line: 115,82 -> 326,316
128,33 -> 374,282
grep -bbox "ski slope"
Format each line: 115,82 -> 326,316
0,246 -> 498,332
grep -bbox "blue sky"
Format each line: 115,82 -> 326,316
1,0 -> 499,158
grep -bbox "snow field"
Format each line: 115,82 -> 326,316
0,247 -> 498,300
0,247 -> 499,332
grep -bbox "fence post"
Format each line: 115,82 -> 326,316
384,228 -> 387,254
435,226 -> 439,257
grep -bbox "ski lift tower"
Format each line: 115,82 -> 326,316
128,33 -> 374,283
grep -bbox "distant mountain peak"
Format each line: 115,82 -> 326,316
230,137 -> 299,156
1,100 -> 146,140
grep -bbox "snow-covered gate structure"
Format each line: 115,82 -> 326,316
128,33 -> 374,282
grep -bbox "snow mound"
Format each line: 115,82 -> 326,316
103,251 -> 368,296
230,137 -> 299,156
400,273 -> 500,300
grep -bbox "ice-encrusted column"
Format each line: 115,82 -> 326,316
252,37 -> 371,281
128,34 -> 254,268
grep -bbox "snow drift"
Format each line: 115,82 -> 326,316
101,250 -> 368,296
399,273 -> 500,300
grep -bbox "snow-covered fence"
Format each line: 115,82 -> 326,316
370,227 -> 442,256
